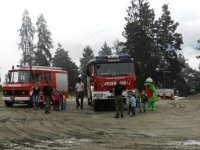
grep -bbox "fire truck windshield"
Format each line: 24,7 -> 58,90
8,71 -> 33,83
95,62 -> 134,76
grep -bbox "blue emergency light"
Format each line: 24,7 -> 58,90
95,54 -> 131,60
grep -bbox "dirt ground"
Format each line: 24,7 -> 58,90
0,94 -> 200,150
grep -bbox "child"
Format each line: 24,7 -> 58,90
129,93 -> 136,117
141,91 -> 148,113
59,90 -> 64,110
38,95 -> 44,109
136,89 -> 142,113
54,91 -> 60,111
62,92 -> 68,110
127,91 -> 132,114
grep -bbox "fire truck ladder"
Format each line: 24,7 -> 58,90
16,65 -> 63,70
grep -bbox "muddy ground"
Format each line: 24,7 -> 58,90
0,94 -> 200,150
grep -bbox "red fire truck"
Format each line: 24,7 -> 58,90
2,65 -> 69,107
86,54 -> 137,111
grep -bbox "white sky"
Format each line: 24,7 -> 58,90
0,0 -> 200,83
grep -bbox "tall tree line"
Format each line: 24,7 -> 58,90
121,0 -> 199,96
18,5 -> 200,96
18,10 -> 79,88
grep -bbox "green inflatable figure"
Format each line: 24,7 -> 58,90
144,77 -> 160,111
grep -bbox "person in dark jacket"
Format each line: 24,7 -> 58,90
32,83 -> 40,110
114,80 -> 126,118
43,81 -> 53,113
141,90 -> 148,112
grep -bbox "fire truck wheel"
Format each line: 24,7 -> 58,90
5,101 -> 14,107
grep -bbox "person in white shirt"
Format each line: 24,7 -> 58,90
75,78 -> 85,109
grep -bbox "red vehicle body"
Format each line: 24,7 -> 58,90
2,65 -> 69,107
86,55 -> 137,111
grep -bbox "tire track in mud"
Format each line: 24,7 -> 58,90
0,107 -> 98,148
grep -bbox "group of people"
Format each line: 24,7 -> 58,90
113,77 -> 157,118
31,77 -> 158,117
31,81 -> 68,114
127,90 -> 148,117
31,77 -> 85,113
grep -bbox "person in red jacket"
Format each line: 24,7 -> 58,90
54,91 -> 60,111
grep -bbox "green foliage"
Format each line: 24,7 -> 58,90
196,39 -> 200,65
177,53 -> 200,96
112,39 -> 124,54
98,41 -> 112,56
18,9 -> 35,65
80,46 -> 94,83
52,43 -> 79,89
123,1 -> 185,95
155,4 -> 183,89
34,14 -> 53,66
123,0 -> 157,90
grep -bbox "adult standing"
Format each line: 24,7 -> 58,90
114,80 -> 126,118
75,78 -> 85,109
32,83 -> 40,110
43,81 -> 53,113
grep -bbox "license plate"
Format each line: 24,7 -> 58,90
95,94 -> 103,98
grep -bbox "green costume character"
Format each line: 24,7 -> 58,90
144,77 -> 160,111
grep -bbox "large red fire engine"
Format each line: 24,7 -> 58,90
2,65 -> 69,107
86,54 -> 137,111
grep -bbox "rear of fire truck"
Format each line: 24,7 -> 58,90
86,55 -> 137,111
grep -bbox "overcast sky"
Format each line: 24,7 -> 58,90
0,0 -> 200,83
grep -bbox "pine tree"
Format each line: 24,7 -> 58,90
52,43 -> 79,89
35,14 -> 53,66
155,4 -> 183,88
112,39 -> 124,54
98,41 -> 112,56
123,0 -> 157,90
18,9 -> 35,65
80,46 -> 94,83
177,53 -> 200,96
197,39 -> 200,57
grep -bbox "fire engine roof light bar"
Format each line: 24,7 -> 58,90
95,54 -> 131,60
16,65 -> 63,70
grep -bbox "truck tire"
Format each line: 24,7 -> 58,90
5,101 -> 14,107
93,100 -> 99,111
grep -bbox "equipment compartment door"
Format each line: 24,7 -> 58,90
55,73 -> 68,91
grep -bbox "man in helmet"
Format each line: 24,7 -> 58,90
144,77 -> 160,111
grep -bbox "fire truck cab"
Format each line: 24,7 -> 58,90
86,54 -> 136,111
2,65 -> 69,107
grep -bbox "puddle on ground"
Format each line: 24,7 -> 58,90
169,140 -> 200,146
5,137 -> 92,150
